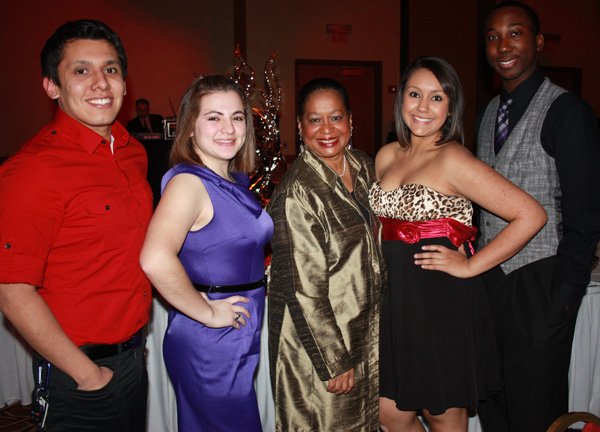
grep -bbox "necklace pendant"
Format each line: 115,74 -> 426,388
337,155 -> 347,177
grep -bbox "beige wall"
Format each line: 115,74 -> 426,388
246,0 -> 401,156
527,0 -> 600,113
407,0 -> 479,147
406,0 -> 600,146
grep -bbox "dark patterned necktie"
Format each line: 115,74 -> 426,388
494,96 -> 512,155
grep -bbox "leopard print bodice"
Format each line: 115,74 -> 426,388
368,182 -> 473,226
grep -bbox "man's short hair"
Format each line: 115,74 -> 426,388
135,98 -> 150,106
41,19 -> 128,87
491,1 -> 541,35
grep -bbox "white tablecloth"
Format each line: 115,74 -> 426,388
146,296 -> 178,432
568,266 -> 600,427
0,314 -> 33,406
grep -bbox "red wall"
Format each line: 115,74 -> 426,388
2,0 -> 598,157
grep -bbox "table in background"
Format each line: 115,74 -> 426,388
568,266 -> 600,427
146,296 -> 178,431
0,316 -> 33,407
3,267 -> 597,430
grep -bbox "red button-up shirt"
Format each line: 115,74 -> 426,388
0,109 -> 153,345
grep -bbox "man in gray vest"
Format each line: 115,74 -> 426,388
476,2 -> 600,431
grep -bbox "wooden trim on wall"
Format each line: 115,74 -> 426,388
400,0 -> 409,73
233,0 -> 246,57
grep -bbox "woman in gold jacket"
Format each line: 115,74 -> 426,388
267,78 -> 385,431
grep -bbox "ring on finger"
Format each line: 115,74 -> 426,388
233,313 -> 241,322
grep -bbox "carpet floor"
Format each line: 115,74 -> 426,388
0,404 -> 35,432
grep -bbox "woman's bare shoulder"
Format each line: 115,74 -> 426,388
375,141 -> 403,173
436,141 -> 478,169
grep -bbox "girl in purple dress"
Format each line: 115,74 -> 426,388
140,76 -> 273,431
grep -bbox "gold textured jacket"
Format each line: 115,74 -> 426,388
267,149 -> 384,432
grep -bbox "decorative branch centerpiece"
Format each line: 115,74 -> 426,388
230,46 -> 286,205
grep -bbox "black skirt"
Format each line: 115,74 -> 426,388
379,236 -> 500,415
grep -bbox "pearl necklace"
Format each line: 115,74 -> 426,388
336,156 -> 347,177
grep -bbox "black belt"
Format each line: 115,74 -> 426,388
79,329 -> 143,361
193,277 -> 266,294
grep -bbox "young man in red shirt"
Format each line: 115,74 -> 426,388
0,20 -> 152,431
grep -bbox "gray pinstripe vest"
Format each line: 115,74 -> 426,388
477,78 -> 566,273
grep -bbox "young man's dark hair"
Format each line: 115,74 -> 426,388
40,19 -> 128,86
490,0 -> 541,34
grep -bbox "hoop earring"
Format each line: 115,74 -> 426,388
298,130 -> 305,153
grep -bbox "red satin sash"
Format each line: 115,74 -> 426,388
379,217 -> 478,254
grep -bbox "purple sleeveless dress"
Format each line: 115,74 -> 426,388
161,164 -> 273,431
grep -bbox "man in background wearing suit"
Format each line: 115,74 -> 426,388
127,98 -> 164,136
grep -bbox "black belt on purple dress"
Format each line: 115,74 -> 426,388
193,277 -> 266,294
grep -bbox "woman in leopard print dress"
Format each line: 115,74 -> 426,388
369,57 -> 547,432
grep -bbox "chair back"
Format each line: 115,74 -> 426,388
547,412 -> 600,432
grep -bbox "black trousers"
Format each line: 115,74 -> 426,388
32,341 -> 147,432
477,257 -> 578,432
